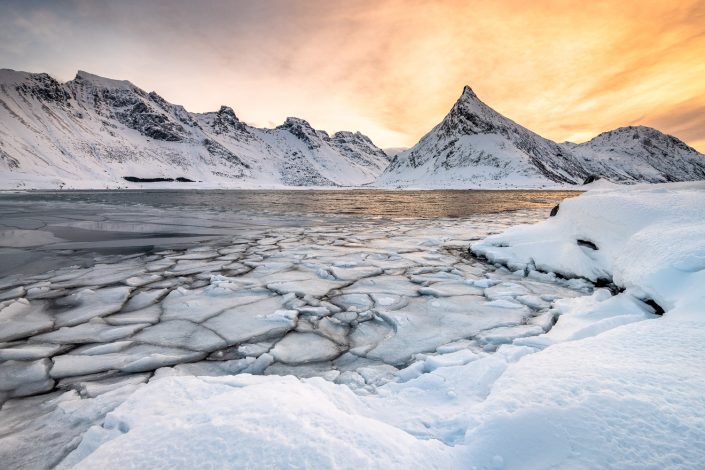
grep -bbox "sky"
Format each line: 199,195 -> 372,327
1,0 -> 704,151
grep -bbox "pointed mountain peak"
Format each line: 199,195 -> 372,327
460,85 -> 479,101
438,84 -> 514,137
451,85 -> 490,114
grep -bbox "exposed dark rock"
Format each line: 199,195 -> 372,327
583,174 -> 602,184
577,239 -> 598,250
123,176 -> 194,183
549,204 -> 560,217
642,298 -> 665,315
0,148 -> 20,169
330,131 -> 389,167
124,176 -> 174,182
203,139 -> 250,172
210,106 -> 248,134
16,73 -> 71,105
278,117 -> 321,150
119,102 -> 186,142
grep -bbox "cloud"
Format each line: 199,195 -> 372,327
0,0 -> 704,151
646,99 -> 705,145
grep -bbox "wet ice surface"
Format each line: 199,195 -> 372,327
0,207 -> 589,397
0,190 -> 588,467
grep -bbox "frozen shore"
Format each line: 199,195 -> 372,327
1,183 -> 704,468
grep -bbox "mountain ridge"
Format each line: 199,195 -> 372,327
374,86 -> 705,188
0,69 -> 389,189
1,69 -> 703,189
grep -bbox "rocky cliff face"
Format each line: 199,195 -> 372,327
375,87 -> 705,188
0,69 -> 389,189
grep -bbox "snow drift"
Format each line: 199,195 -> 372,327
472,181 -> 705,317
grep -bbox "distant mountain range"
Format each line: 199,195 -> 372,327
375,86 -> 705,188
1,69 -> 703,189
0,69 -> 389,189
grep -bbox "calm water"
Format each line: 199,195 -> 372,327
0,190 -> 579,276
0,189 -> 579,218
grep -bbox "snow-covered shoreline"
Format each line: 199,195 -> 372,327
1,173 -> 584,191
2,183 -> 704,468
472,181 -> 705,316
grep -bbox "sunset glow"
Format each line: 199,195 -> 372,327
2,0 -> 704,150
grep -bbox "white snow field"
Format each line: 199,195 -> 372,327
1,184 -> 704,468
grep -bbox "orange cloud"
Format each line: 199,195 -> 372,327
1,0 -> 704,151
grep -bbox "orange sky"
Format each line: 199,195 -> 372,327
2,0 -> 704,151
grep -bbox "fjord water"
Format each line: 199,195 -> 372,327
0,189 -> 579,217
0,189 -> 577,276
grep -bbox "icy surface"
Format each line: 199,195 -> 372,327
3,185 -> 704,468
0,204 -> 572,405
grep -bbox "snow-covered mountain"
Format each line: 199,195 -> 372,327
375,86 -> 705,188
565,126 -> 705,183
0,69 -> 390,189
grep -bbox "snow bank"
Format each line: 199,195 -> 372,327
459,313 -> 705,468
59,375 -> 455,469
472,182 -> 705,317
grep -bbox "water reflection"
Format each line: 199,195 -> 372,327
0,189 -> 580,218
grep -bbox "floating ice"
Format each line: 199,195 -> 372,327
132,320 -> 227,351
0,343 -> 66,361
0,298 -> 54,342
54,287 -> 132,327
345,275 -> 420,296
33,322 -> 148,344
203,296 -> 296,344
160,285 -> 271,323
270,332 -> 342,364
366,295 -> 528,365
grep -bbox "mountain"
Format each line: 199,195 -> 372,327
0,69 -> 389,189
565,126 -> 705,183
374,86 -> 705,188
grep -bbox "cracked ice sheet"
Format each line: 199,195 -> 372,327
0,207 -> 604,467
364,295 -> 530,365
54,310 -> 705,469
0,210 -> 592,404
4,187 -> 704,468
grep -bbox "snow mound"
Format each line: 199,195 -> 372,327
472,182 -> 705,317
59,375 -> 454,469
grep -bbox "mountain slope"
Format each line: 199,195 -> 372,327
566,126 -> 705,183
0,69 -> 389,189
375,87 -> 705,188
